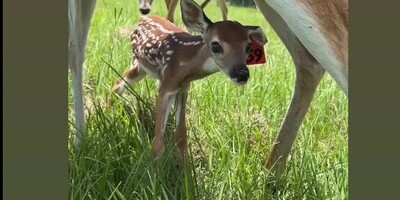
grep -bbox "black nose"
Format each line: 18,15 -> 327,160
231,66 -> 250,83
140,8 -> 150,15
236,68 -> 249,77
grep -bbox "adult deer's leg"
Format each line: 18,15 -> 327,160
112,59 -> 147,95
165,0 -> 171,9
217,0 -> 228,20
68,0 -> 96,149
69,45 -> 86,149
151,89 -> 175,158
266,40 -> 325,179
201,0 -> 228,20
174,87 -> 189,158
166,0 -> 179,23
200,0 -> 211,8
253,0 -> 325,179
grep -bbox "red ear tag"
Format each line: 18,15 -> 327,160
246,38 -> 267,66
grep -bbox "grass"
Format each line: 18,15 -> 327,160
68,0 -> 348,199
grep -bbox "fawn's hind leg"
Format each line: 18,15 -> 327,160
112,59 -> 146,95
174,87 -> 189,159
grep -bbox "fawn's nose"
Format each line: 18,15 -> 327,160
140,8 -> 150,15
230,66 -> 250,85
236,68 -> 249,77
236,68 -> 249,82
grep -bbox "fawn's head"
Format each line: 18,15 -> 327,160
181,0 -> 268,85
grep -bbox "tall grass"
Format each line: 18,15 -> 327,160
68,0 -> 348,199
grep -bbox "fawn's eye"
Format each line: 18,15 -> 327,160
211,42 -> 223,54
246,43 -> 251,54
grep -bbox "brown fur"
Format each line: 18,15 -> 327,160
302,0 -> 348,70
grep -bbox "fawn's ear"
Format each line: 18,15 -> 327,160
246,26 -> 268,46
180,0 -> 213,34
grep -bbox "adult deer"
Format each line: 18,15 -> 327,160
112,0 -> 267,158
138,0 -> 228,23
252,0 -> 348,180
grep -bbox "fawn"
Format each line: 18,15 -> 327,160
112,0 -> 267,158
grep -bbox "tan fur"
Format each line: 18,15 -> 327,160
302,0 -> 348,70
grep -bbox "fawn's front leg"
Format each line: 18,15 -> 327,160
174,87 -> 189,159
151,89 -> 175,159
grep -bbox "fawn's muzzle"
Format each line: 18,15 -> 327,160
230,66 -> 250,85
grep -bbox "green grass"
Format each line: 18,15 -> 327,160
68,0 -> 348,199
